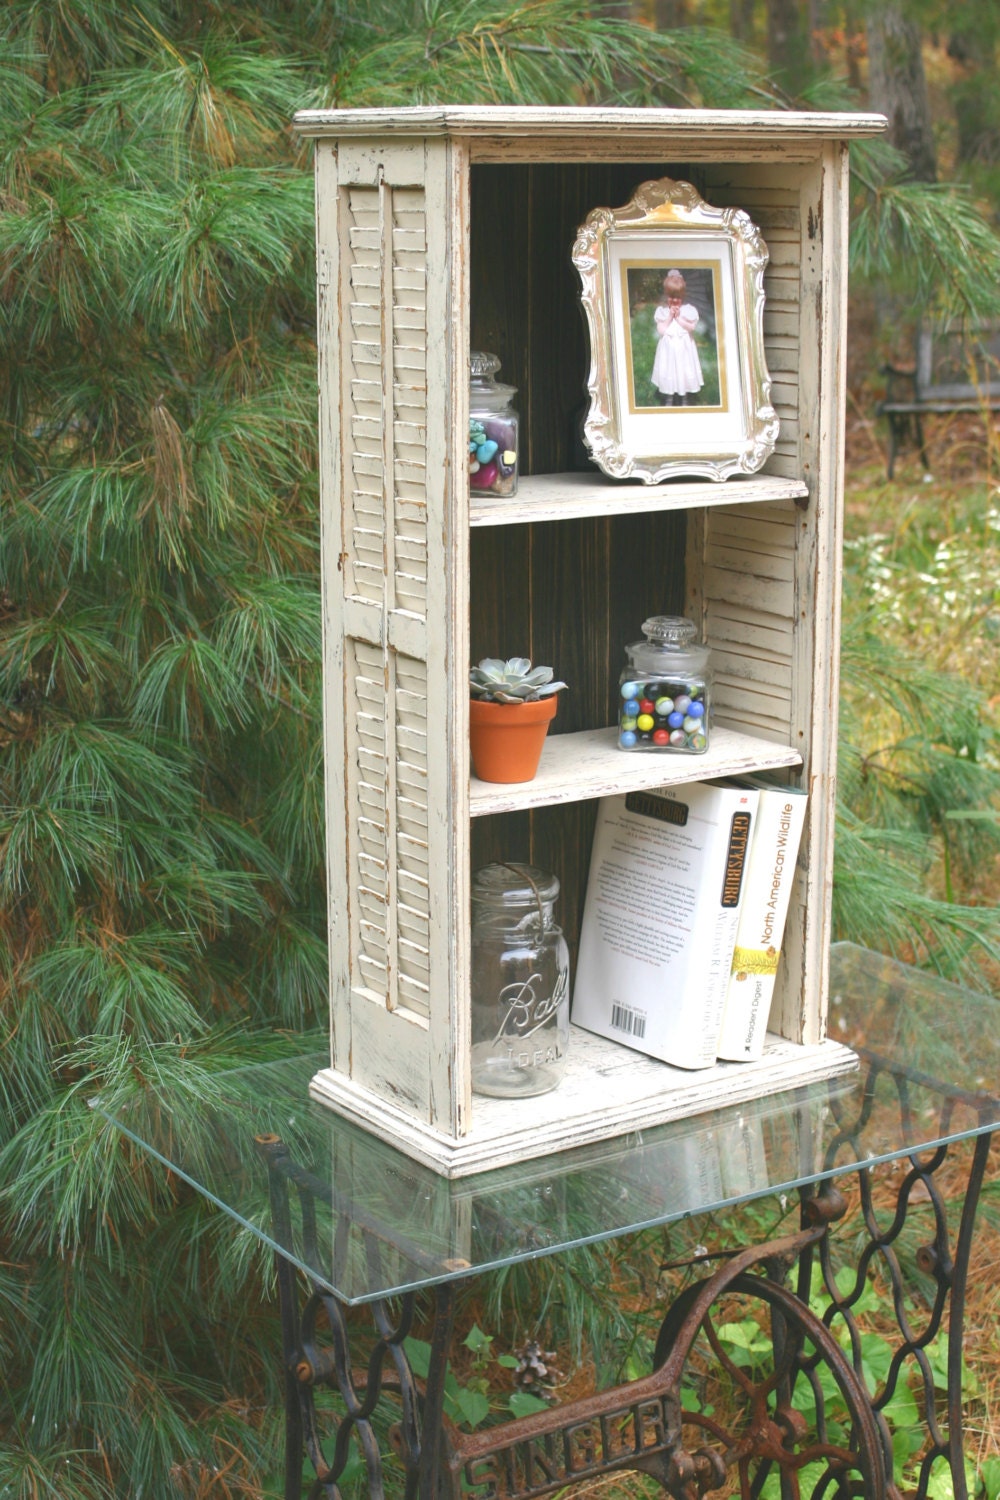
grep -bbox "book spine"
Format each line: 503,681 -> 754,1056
693,803 -> 757,1066
716,789 -> 808,1062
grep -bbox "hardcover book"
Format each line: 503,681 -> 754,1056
571,782 -> 759,1070
716,778 -> 808,1062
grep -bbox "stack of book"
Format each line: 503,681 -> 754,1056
571,776 -> 807,1070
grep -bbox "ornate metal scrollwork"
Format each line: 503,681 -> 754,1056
813,1051 -> 997,1500
256,1133 -> 451,1500
257,1076 -> 994,1500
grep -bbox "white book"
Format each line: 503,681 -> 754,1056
716,778 -> 808,1062
571,782 -> 759,1070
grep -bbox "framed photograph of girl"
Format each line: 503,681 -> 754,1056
573,178 -> 778,484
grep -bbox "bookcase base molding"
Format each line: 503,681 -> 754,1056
309,1032 -> 858,1178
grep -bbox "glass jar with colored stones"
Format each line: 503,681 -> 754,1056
469,350 -> 518,498
470,863 -> 570,1098
617,616 -> 712,754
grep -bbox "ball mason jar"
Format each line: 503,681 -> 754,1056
617,615 -> 712,754
469,351 -> 519,498
470,863 -> 569,1098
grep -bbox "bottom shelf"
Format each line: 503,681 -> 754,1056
310,1028 -> 858,1178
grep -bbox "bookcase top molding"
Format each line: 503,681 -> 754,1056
293,104 -> 886,144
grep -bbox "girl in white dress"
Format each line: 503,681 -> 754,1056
650,269 -> 703,406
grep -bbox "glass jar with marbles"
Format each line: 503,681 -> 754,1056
470,862 -> 569,1098
469,350 -> 518,498
617,616 -> 712,754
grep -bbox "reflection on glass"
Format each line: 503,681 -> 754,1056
91,945 -> 1000,1304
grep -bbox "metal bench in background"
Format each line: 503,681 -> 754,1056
877,322 -> 1000,478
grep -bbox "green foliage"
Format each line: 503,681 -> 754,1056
402,1327 -> 548,1430
850,155 -> 1000,325
978,1454 -> 1000,1498
2,4 -> 999,1494
0,4 -> 788,1494
318,0 -> 775,111
834,483 -> 1000,987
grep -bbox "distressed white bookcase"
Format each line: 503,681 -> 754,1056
294,106 -> 885,1177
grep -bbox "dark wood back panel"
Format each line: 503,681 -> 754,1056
468,163 -> 692,966
470,161 -> 698,473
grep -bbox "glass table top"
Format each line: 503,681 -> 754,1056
92,944 -> 1000,1305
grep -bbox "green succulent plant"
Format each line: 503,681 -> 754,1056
470,657 -> 568,703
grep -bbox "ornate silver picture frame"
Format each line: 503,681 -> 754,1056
572,178 -> 778,484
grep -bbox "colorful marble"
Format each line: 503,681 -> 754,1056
616,674 -> 709,755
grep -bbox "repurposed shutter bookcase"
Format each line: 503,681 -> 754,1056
294,106 -> 885,1177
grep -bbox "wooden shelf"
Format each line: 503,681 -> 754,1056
470,724 -> 801,817
470,471 -> 808,528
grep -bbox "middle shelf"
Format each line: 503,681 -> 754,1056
469,724 -> 802,817
469,470 -> 810,527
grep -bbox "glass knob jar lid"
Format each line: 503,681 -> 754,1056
624,614 -> 710,674
640,615 -> 697,646
470,349 -> 517,405
470,350 -> 501,380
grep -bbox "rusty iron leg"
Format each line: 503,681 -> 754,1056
258,1124 -> 995,1500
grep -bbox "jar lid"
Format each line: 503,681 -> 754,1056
470,350 -> 502,380
471,862 -> 560,908
641,615 -> 698,647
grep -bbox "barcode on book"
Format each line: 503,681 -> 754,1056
610,1002 -> 647,1038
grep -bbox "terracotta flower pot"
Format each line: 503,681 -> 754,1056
469,696 -> 558,784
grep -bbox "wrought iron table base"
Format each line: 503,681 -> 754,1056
258,1105 -> 994,1500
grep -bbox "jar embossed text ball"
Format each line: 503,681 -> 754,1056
618,615 -> 712,754
470,863 -> 569,1097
